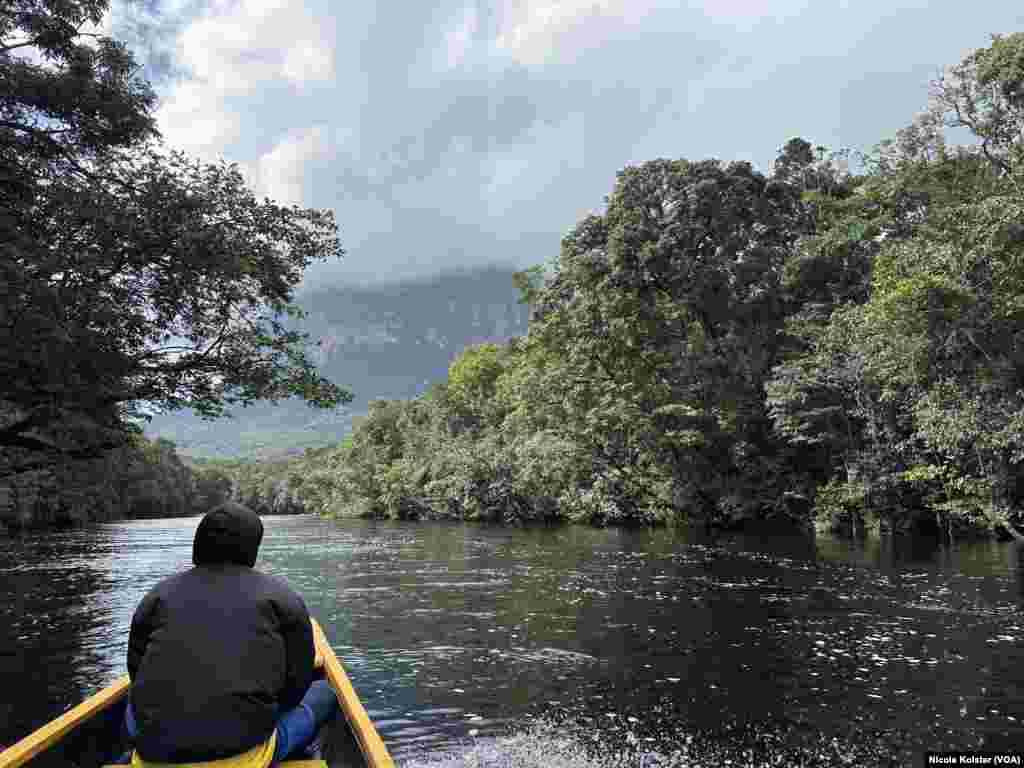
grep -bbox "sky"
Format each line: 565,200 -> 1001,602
83,1 -> 1024,289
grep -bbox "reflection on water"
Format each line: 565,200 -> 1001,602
2,516 -> 1023,766
0,517 -> 197,748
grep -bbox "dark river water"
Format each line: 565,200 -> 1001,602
2,515 -> 1023,767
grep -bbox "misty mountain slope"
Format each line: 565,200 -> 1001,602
144,265 -> 532,458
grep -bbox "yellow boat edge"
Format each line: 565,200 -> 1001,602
0,675 -> 131,768
0,618 -> 395,768
310,618 -> 395,768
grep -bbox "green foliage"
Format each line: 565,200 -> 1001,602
766,33 -> 1024,539
511,264 -> 548,310
0,0 -> 159,166
812,477 -> 870,532
445,342 -> 512,431
931,32 -> 1024,178
1,0 -> 349,465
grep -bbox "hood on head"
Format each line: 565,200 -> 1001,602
193,502 -> 264,568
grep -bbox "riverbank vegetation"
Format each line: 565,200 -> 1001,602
187,453 -> 318,516
0,0 -> 348,529
261,32 -> 1024,541
0,433 -> 201,530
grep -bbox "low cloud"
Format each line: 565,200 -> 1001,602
491,0 -> 662,67
243,125 -> 332,208
155,81 -> 242,163
71,1 -> 1024,289
442,5 -> 480,70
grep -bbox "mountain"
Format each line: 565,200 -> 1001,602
143,265 -> 532,459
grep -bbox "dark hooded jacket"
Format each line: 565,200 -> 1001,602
127,503 -> 314,762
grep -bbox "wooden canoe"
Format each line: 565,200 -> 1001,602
0,619 -> 394,768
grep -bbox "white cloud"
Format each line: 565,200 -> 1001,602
694,0 -> 813,30
175,2 -> 333,96
697,0 -> 775,19
492,0 -> 661,67
442,6 -> 480,70
241,0 -> 289,18
243,125 -> 332,207
153,0 -> 333,162
155,81 -> 242,164
284,41 -> 334,84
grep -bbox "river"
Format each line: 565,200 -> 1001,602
2,515 -> 1023,767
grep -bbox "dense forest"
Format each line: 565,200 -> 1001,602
238,32 -> 1024,542
4,3 -> 1024,542
0,433 -> 199,529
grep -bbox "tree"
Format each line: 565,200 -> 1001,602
511,264 -> 548,321
445,342 -> 513,432
860,37 -> 1024,535
1,0 -> 350,458
768,34 -> 1024,537
2,145 -> 351,453
928,32 -> 1024,179
517,157 -> 809,523
862,191 -> 1024,533
771,137 -> 852,198
1,0 -> 159,168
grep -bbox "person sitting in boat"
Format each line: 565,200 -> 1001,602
120,502 -> 339,767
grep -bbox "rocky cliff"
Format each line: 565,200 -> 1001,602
230,476 -> 306,516
298,264 -> 530,407
143,265 -> 532,458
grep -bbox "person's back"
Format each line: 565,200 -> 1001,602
124,503 -> 333,767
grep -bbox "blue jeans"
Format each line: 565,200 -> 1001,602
122,680 -> 339,765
